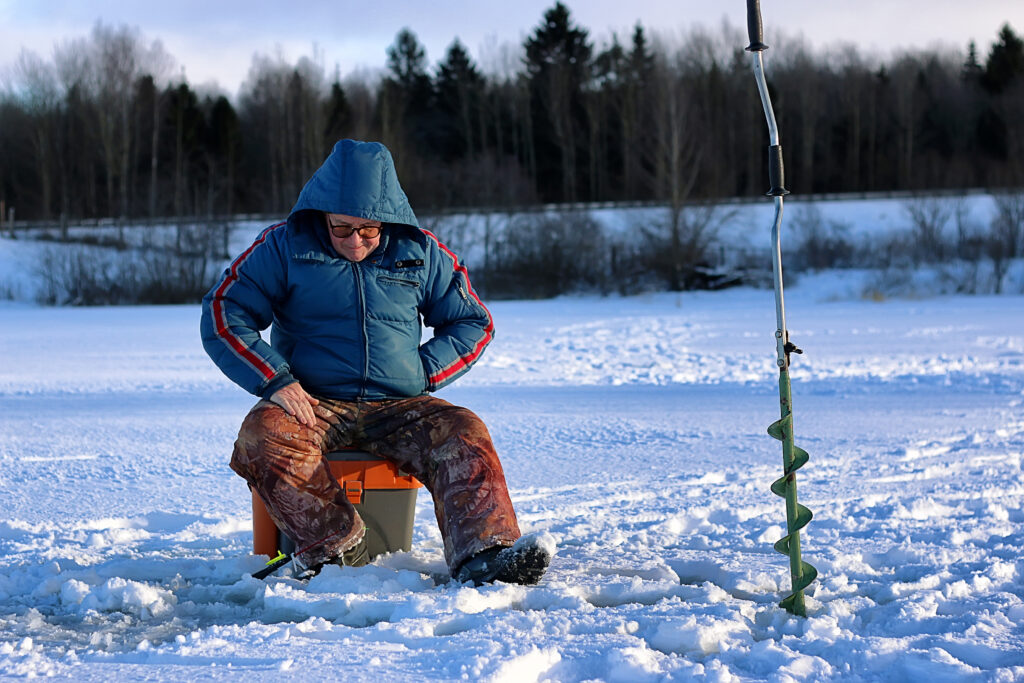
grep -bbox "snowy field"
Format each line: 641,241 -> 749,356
1,269 -> 1023,681
2,192 -> 1017,306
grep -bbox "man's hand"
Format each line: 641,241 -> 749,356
269,382 -> 319,426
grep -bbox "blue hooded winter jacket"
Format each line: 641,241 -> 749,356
200,140 -> 493,400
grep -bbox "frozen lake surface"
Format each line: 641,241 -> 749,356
0,270 -> 1023,680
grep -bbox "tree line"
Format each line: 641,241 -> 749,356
2,3 -> 1023,223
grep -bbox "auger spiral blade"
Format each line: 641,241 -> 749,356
767,388 -> 818,616
745,0 -> 817,616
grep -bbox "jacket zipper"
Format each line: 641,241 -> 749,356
354,262 -> 369,399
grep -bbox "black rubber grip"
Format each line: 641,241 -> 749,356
746,0 -> 769,52
767,144 -> 790,196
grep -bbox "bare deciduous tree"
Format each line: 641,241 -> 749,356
8,50 -> 60,219
904,197 -> 954,263
989,192 -> 1024,292
650,50 -> 704,290
91,23 -> 145,220
240,51 -> 329,212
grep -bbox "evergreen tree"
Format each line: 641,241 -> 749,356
163,82 -> 204,215
435,39 -> 483,161
523,1 -> 593,201
205,95 -> 240,214
975,24 -> 1024,167
592,35 -> 626,82
981,24 -> 1024,182
382,28 -> 436,158
387,28 -> 430,91
590,35 -> 626,200
963,40 -> 984,83
624,23 -> 655,199
323,81 -> 351,143
982,24 -> 1024,94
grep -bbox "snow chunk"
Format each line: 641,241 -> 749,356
0,636 -> 63,678
487,646 -> 561,683
646,615 -> 751,655
606,645 -> 665,682
61,577 -> 177,619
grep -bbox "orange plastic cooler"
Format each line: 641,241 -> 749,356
252,450 -> 424,560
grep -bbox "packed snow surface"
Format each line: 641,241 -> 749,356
1,274 -> 1023,680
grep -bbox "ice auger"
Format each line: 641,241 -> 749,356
744,0 -> 817,616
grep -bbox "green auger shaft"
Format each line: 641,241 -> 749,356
768,368 -> 817,616
745,0 -> 817,616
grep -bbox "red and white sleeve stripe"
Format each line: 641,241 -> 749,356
211,222 -> 286,381
421,229 -> 494,385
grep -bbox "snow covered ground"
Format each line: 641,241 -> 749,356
1,269 -> 1022,681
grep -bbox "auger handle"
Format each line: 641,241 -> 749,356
745,0 -> 769,52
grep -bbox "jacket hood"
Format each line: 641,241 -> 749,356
290,139 -> 419,228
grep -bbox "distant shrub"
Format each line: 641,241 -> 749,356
34,232 -> 129,250
789,204 -> 855,272
33,223 -> 224,305
483,212 -> 613,299
989,193 -> 1024,293
903,198 -> 956,264
476,207 -> 752,299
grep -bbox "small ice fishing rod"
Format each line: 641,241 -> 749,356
744,0 -> 817,616
252,549 -> 290,580
250,534 -> 331,580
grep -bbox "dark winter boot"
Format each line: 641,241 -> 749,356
453,533 -> 554,586
295,534 -> 370,577
339,535 -> 370,567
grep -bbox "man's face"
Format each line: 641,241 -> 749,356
325,213 -> 382,262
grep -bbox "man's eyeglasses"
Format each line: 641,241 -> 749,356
328,222 -> 382,239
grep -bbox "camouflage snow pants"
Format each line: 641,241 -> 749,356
230,395 -> 522,572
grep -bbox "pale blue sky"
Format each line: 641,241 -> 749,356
1,0 -> 1020,95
